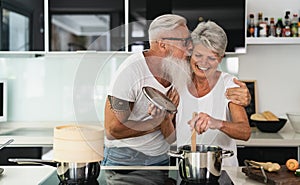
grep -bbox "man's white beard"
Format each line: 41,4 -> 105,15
161,56 -> 192,92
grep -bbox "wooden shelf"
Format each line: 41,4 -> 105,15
247,37 -> 300,45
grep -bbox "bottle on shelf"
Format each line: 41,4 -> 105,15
275,18 -> 284,37
269,17 -> 276,37
264,17 -> 270,37
284,11 -> 291,26
283,11 -> 291,37
298,17 -> 300,37
247,14 -> 255,37
291,13 -> 298,37
258,12 -> 267,37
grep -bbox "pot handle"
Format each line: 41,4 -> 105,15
8,158 -> 57,167
221,150 -> 234,159
167,150 -> 184,159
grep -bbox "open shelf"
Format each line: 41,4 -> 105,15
247,37 -> 300,45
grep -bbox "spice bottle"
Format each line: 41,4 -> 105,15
258,12 -> 267,37
283,11 -> 291,37
269,17 -> 276,37
291,14 -> 298,37
275,18 -> 284,37
247,14 -> 255,37
298,17 -> 300,37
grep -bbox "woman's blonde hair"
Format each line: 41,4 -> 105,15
191,21 -> 227,57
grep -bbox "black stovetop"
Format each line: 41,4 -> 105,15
40,169 -> 234,185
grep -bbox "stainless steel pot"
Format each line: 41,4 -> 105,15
9,158 -> 100,184
168,145 -> 233,183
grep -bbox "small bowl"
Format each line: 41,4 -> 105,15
286,112 -> 300,133
251,118 -> 287,133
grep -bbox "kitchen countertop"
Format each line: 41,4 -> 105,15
0,120 -> 300,147
0,165 -> 264,185
0,122 -> 297,184
0,165 -> 54,185
0,122 -> 91,147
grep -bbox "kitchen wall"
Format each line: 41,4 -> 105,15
1,0 -> 300,124
244,0 -> 300,116
238,45 -> 300,116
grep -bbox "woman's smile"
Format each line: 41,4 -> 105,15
195,64 -> 209,71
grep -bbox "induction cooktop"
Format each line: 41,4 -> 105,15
40,168 -> 234,185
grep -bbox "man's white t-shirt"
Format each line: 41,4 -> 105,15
176,72 -> 239,166
106,52 -> 171,156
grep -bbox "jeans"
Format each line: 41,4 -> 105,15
101,147 -> 169,166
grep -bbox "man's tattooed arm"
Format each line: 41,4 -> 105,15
105,95 -> 161,140
108,95 -> 131,112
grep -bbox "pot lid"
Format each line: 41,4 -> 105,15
142,86 -> 177,114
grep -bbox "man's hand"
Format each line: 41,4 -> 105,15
166,87 -> 180,108
226,78 -> 251,107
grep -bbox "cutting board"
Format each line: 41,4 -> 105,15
242,165 -> 300,185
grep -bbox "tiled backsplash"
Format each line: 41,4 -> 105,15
0,53 -> 237,124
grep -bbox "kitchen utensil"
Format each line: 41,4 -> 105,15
191,129 -> 196,152
53,124 -> 104,163
142,86 -> 177,114
0,168 -> 3,175
0,139 -> 14,150
251,118 -> 286,133
9,158 -> 100,184
287,112 -> 300,133
9,124 -> 104,184
168,145 -> 233,183
191,112 -> 198,152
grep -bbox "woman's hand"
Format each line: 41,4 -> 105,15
188,112 -> 223,134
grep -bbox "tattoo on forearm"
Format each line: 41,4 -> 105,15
108,95 -> 131,111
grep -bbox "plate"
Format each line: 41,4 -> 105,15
142,86 -> 177,114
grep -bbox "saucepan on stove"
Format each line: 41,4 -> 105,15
10,124 -> 104,184
168,144 -> 233,183
9,158 -> 100,184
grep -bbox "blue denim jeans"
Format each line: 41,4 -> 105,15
101,147 -> 169,166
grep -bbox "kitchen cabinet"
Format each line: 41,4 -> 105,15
1,0 -> 247,54
48,0 -> 125,52
0,0 -> 44,52
237,146 -> 298,166
129,0 -> 246,53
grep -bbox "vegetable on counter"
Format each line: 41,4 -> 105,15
286,159 -> 299,171
295,169 -> 300,177
249,160 -> 281,172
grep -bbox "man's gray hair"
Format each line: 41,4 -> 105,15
191,21 -> 227,57
148,14 -> 187,42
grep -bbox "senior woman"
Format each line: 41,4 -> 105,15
176,21 -> 251,167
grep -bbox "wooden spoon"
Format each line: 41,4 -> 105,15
191,112 -> 198,152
